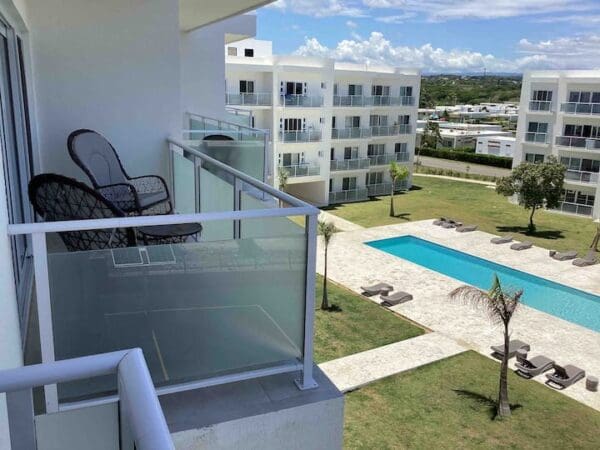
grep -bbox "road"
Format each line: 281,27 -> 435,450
416,155 -> 512,178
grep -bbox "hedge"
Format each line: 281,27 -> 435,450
417,147 -> 513,169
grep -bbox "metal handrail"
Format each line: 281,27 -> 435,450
529,100 -> 552,112
0,349 -> 174,450
187,111 -> 267,135
525,132 -> 548,144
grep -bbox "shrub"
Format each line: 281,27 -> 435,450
418,147 -> 512,169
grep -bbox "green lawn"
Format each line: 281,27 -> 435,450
314,275 -> 424,363
345,351 -> 600,449
325,176 -> 595,254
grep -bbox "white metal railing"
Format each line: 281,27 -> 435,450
279,129 -> 322,143
529,100 -> 552,112
279,95 -> 324,107
280,164 -> 321,177
0,349 -> 173,450
185,112 -> 268,142
555,136 -> 600,150
525,132 -> 548,144
225,92 -> 272,106
553,201 -> 594,216
332,95 -> 415,107
330,158 -> 370,171
366,180 -> 409,196
225,106 -> 253,128
565,170 -> 599,184
368,153 -> 410,166
560,102 -> 600,115
370,124 -> 412,136
333,95 -> 367,107
331,127 -> 371,139
328,188 -> 369,203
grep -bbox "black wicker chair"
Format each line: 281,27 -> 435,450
67,129 -> 172,216
28,173 -> 137,251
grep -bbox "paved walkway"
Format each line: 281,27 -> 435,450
317,220 -> 600,411
319,333 -> 466,392
413,173 -> 496,186
318,210 -> 364,232
418,155 -> 511,178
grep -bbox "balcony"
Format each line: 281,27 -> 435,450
560,102 -> 600,116
279,129 -> 322,143
368,152 -> 410,166
370,124 -> 412,137
565,170 -> 599,185
280,94 -> 324,107
226,92 -> 272,106
366,180 -> 408,196
525,132 -> 548,144
553,201 -> 594,216
333,95 -> 368,107
186,112 -> 268,143
280,163 -> 321,178
333,95 -> 415,107
555,136 -> 600,151
330,158 -> 370,171
329,188 -> 369,204
331,127 -> 372,139
529,101 -> 553,112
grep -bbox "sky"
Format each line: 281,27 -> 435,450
254,0 -> 600,74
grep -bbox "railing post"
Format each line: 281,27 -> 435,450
233,177 -> 242,239
296,213 -> 318,390
194,156 -> 202,213
31,232 -> 59,412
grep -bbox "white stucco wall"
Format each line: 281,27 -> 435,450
25,0 -> 182,180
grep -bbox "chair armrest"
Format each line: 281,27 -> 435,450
97,183 -> 140,212
128,175 -> 169,196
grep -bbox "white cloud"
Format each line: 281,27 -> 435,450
294,31 -> 600,73
534,14 -> 600,26
265,0 -> 367,18
346,20 -> 358,28
375,12 -> 416,24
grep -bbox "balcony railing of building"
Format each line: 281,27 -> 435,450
225,92 -> 272,106
333,95 -> 415,107
279,129 -> 322,143
185,112 -> 268,142
529,101 -> 553,112
331,127 -> 372,139
225,106 -> 253,128
525,132 -> 548,144
367,152 -> 410,166
279,95 -> 324,108
560,102 -> 600,116
565,170 -> 600,184
555,136 -> 600,151
7,138 -> 320,413
330,158 -> 371,171
366,180 -> 409,197
329,188 -> 369,204
553,201 -> 594,216
0,349 -> 173,450
280,163 -> 321,178
370,124 -> 412,136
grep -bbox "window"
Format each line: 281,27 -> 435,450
333,83 -> 338,96
532,90 -> 552,101
561,157 -> 600,173
395,142 -> 408,153
366,172 -> 383,185
397,115 -> 410,125
332,116 -> 336,129
348,84 -> 362,96
344,147 -> 358,159
528,122 -> 548,133
283,118 -> 304,131
280,153 -> 303,166
329,179 -> 333,192
345,116 -> 360,128
227,47 -> 237,56
564,124 -> 600,138
342,177 -> 357,191
370,115 -> 388,126
525,153 -> 545,163
399,86 -> 413,97
244,48 -> 254,57
283,81 -> 304,96
371,85 -> 390,96
565,190 -> 596,206
367,144 -> 385,156
239,80 -> 254,93
321,82 -> 326,89
330,148 -> 335,160
569,91 -> 600,103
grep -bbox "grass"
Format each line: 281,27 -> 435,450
345,351 -> 600,449
324,176 -> 595,254
313,274 -> 424,363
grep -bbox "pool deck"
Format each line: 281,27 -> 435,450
317,219 -> 600,411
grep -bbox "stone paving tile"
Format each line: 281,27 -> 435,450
318,210 -> 364,232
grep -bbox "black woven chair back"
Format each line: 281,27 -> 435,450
28,174 -> 136,251
68,129 -> 129,187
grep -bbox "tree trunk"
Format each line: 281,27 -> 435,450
528,205 -> 536,231
321,246 -> 329,310
497,323 -> 512,419
389,180 -> 395,217
590,226 -> 600,251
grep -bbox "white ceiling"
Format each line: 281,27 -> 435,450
179,0 -> 273,32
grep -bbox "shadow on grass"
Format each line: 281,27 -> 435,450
453,389 -> 523,421
496,225 -> 564,240
391,212 -> 411,221
321,304 -> 343,313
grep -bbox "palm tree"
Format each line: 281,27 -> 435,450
590,221 -> 600,251
318,220 -> 337,310
450,275 -> 522,419
388,161 -> 409,217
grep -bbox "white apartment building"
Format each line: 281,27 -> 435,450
476,136 -> 516,158
515,71 -> 600,218
225,39 -> 421,206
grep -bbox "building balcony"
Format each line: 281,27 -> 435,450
367,152 -> 410,166
529,101 -> 553,112
280,163 -> 321,178
279,129 -> 322,143
330,158 -> 370,171
333,95 -> 368,107
333,95 -> 415,107
524,132 -> 548,144
366,180 -> 408,196
371,124 -> 412,136
560,102 -> 600,116
553,201 -> 594,216
555,136 -> 600,151
226,92 -> 272,106
565,170 -> 599,185
331,127 -> 372,139
279,94 -> 324,107
328,188 -> 369,204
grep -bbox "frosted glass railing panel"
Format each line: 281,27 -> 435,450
193,140 -> 265,182
199,165 -> 234,241
172,151 -> 196,214
47,224 -> 307,402
240,189 -> 306,239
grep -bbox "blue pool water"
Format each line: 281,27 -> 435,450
366,235 -> 600,333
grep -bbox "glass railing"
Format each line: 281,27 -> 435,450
565,170 -> 599,184
333,96 -> 415,107
366,180 -> 409,196
560,102 -> 600,115
529,101 -> 552,112
331,127 -> 371,139
555,136 -> 600,150
280,164 -> 321,177
553,201 -> 593,216
278,129 -> 322,143
330,158 -> 370,171
185,112 -> 267,141
333,95 -> 367,107
225,106 -> 253,127
226,92 -> 272,106
328,188 -> 369,204
368,153 -> 410,166
525,132 -> 548,144
370,124 -> 412,136
279,95 -> 324,107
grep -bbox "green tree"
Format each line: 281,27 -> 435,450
421,121 -> 442,149
496,156 -> 565,232
450,275 -> 522,419
318,220 -> 337,310
441,109 -> 450,121
389,161 -> 409,217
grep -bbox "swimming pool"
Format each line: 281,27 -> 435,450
366,235 -> 600,333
